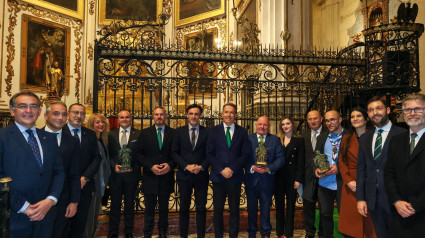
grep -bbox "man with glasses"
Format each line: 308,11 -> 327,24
0,91 -> 65,238
44,101 -> 82,238
314,110 -> 347,238
384,93 -> 425,236
357,96 -> 405,238
65,103 -> 102,238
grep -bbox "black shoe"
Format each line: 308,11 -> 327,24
159,234 -> 167,238
108,234 -> 118,238
125,233 -> 134,238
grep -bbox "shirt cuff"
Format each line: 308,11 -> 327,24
18,202 -> 30,213
47,196 -> 58,204
250,166 -> 254,173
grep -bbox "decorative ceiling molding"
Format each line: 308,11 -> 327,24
5,0 -> 83,101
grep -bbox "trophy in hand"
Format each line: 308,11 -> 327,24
119,144 -> 132,171
313,150 -> 330,175
255,143 -> 268,166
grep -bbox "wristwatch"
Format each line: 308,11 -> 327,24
83,176 -> 90,182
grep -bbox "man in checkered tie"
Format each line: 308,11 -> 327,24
0,91 -> 65,238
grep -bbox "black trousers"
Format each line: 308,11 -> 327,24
51,187 -> 72,238
68,186 -> 93,238
318,186 -> 340,238
108,176 -> 138,234
369,191 -> 391,238
274,180 -> 298,237
303,193 -> 323,237
143,193 -> 170,237
212,181 -> 242,238
178,177 -> 208,237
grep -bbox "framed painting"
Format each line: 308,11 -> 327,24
99,0 -> 163,25
175,0 -> 225,26
20,0 -> 84,19
20,15 -> 71,94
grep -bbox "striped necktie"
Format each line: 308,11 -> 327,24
373,129 -> 383,160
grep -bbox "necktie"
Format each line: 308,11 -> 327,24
53,132 -> 60,146
73,128 -> 80,142
191,127 -> 196,150
259,135 -> 264,146
157,127 -> 162,150
26,129 -> 42,167
410,133 -> 417,154
373,129 -> 383,160
226,126 -> 231,148
121,129 -> 128,148
312,130 -> 317,151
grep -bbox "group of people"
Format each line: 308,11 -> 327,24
1,91 -> 424,238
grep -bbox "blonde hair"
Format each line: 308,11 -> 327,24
87,113 -> 109,147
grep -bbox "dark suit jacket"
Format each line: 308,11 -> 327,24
301,127 -> 329,202
384,130 -> 425,236
63,125 -> 101,193
356,124 -> 405,211
133,125 -> 176,195
244,133 -> 285,190
43,126 -> 81,204
206,123 -> 251,183
108,128 -> 141,182
275,136 -> 305,188
171,125 -> 209,181
0,123 -> 65,231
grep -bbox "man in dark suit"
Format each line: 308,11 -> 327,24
0,91 -> 65,238
314,110 -> 346,238
384,93 -> 425,237
357,96 -> 405,238
107,110 -> 141,238
300,110 -> 327,238
134,106 -> 176,238
206,103 -> 251,238
245,116 -> 285,238
65,103 -> 102,238
172,104 -> 209,238
43,101 -> 81,238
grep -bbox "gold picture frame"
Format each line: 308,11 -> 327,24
175,0 -> 225,27
20,15 -> 71,93
20,0 -> 84,19
99,0 -> 163,25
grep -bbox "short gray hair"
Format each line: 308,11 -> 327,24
402,93 -> 425,108
46,101 -> 67,114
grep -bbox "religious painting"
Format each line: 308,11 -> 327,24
175,0 -> 225,26
182,28 -> 218,99
20,15 -> 71,94
20,0 -> 84,19
99,0 -> 163,25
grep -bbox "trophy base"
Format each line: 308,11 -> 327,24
119,166 -> 132,171
318,168 -> 330,175
256,161 -> 267,166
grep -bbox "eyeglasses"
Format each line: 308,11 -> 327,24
402,107 -> 425,114
70,111 -> 85,116
15,104 -> 39,110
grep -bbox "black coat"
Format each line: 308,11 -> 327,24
275,136 -> 305,189
384,130 -> 425,237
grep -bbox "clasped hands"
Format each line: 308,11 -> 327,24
395,200 -> 415,218
23,198 -> 55,221
252,165 -> 270,174
315,164 -> 338,179
185,164 -> 203,174
151,163 -> 171,175
220,167 -> 233,178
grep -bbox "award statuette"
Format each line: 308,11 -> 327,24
255,143 -> 268,166
313,150 -> 330,175
119,144 -> 132,171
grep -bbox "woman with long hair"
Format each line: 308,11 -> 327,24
83,113 -> 111,238
338,107 -> 376,238
274,117 -> 305,238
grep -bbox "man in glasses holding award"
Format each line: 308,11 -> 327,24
245,116 -> 285,238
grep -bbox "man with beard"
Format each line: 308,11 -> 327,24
133,106 -> 176,238
357,96 -> 405,238
384,93 -> 425,237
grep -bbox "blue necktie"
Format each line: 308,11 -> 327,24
26,129 -> 42,167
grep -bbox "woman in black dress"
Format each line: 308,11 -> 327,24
274,117 -> 305,238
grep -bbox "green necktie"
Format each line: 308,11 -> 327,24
259,135 -> 264,146
373,129 -> 383,160
226,126 -> 231,148
410,133 -> 417,154
157,127 -> 162,150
